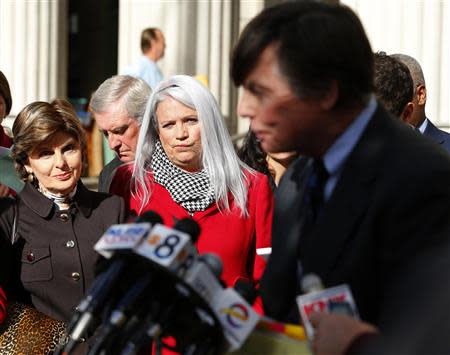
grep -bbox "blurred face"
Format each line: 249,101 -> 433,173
267,151 -> 299,161
156,96 -> 202,172
0,95 -> 6,121
237,44 -> 326,156
95,100 -> 140,162
25,132 -> 82,195
154,31 -> 166,61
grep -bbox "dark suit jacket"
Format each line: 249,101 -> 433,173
97,156 -> 123,193
261,105 -> 450,334
423,118 -> 450,153
0,182 -> 126,322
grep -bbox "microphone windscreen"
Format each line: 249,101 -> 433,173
234,278 -> 258,304
174,218 -> 201,243
135,210 -> 163,224
301,273 -> 324,294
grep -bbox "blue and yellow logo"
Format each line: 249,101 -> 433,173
221,303 -> 249,328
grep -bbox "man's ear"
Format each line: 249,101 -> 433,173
319,80 -> 338,110
416,85 -> 427,106
400,102 -> 414,124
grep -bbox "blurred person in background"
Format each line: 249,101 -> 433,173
392,53 -> 450,152
373,52 -> 414,122
124,27 -> 165,90
0,71 -> 13,148
0,99 -> 126,324
90,75 -> 151,192
0,71 -> 15,197
110,75 -> 273,298
238,129 -> 299,190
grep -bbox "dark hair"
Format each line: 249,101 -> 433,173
0,71 -> 12,116
237,130 -> 276,190
141,28 -> 160,53
238,130 -> 270,174
373,52 -> 413,117
12,99 -> 87,181
231,1 -> 373,108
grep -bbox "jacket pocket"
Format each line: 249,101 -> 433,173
20,246 -> 53,282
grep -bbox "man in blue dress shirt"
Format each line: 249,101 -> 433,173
231,2 -> 450,354
125,28 -> 165,90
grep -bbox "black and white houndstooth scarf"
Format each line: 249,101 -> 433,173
151,141 -> 215,213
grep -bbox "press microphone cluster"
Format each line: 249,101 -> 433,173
58,211 -> 260,355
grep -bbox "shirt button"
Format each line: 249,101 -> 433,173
71,272 -> 80,281
60,213 -> 69,222
66,240 -> 75,248
27,252 -> 35,262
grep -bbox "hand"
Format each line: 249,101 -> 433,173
309,312 -> 378,355
0,183 -> 10,197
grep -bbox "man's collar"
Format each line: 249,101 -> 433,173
322,95 -> 377,176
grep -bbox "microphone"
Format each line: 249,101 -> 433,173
133,218 -> 200,274
210,282 -> 261,352
234,278 -> 258,305
85,218 -> 202,355
62,211 -> 163,354
168,253 -> 260,353
94,210 -> 163,259
297,273 -> 359,339
129,254 -> 260,355
119,253 -> 226,355
300,273 -> 324,294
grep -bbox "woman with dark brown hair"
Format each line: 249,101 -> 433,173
0,99 -> 126,323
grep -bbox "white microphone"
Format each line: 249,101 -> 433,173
211,287 -> 261,352
183,254 -> 261,352
297,273 -> 359,339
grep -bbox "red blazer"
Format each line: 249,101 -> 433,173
110,165 -> 273,290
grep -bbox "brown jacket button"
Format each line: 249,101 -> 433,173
60,213 -> 69,222
27,252 -> 35,262
66,240 -> 75,248
71,272 -> 80,281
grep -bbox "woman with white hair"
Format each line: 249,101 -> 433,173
110,75 -> 273,298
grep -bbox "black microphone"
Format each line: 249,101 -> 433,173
62,211 -> 163,354
119,253 -> 225,355
173,217 -> 201,243
87,217 -> 202,355
234,278 -> 258,305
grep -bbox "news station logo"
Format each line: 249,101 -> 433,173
94,223 -> 152,258
301,293 -> 347,318
102,225 -> 148,244
220,303 -> 249,328
146,234 -> 161,245
296,284 -> 359,339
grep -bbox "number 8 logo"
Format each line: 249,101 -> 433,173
154,234 -> 180,259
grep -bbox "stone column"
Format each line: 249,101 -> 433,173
0,0 -> 68,116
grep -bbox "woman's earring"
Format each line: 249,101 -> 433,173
26,168 -> 34,182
